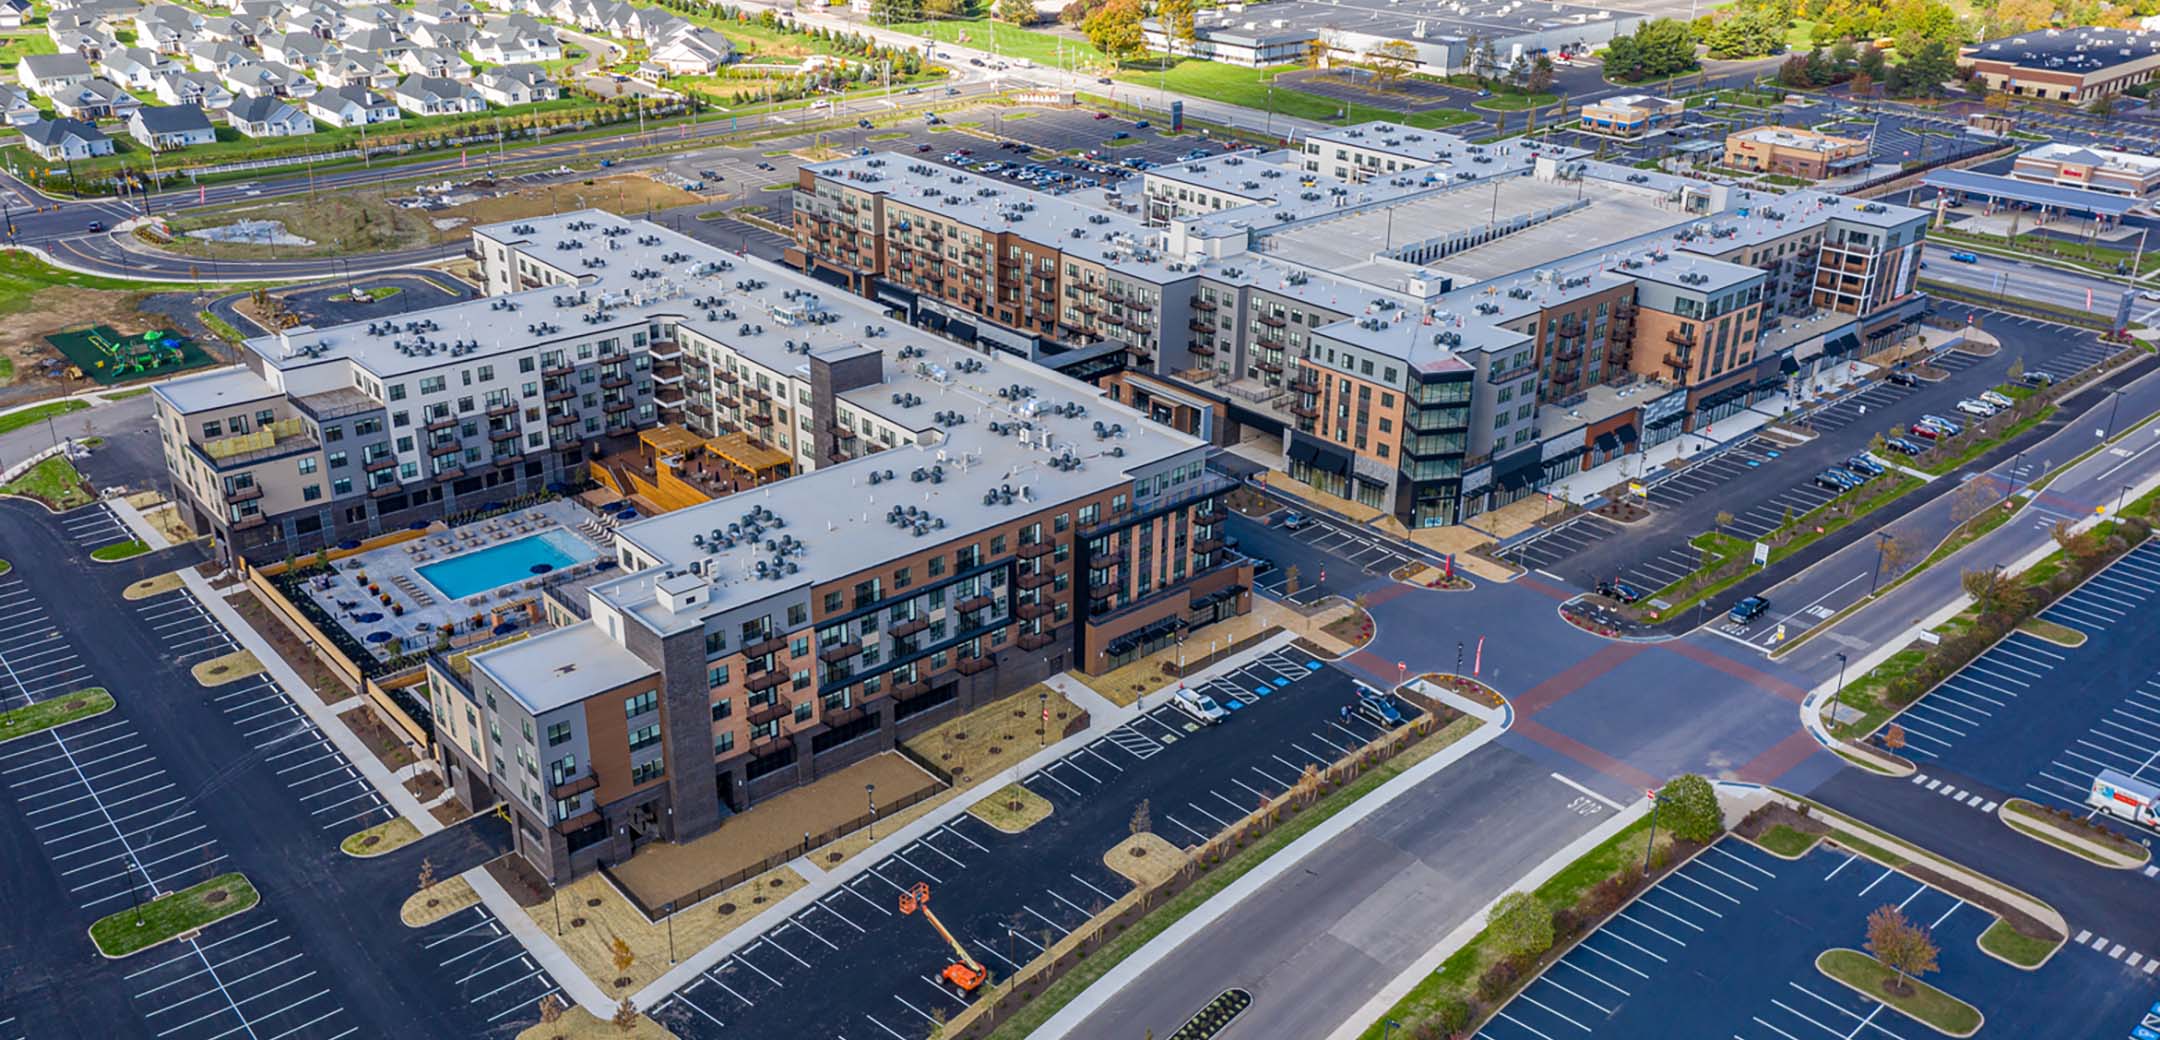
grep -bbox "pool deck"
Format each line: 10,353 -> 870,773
297,498 -> 611,659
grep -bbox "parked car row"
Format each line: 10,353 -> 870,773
1906,413 -> 1965,442
1814,451 -> 1893,491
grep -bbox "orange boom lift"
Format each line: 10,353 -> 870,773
898,882 -> 987,992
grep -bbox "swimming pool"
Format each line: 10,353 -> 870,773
416,529 -> 598,601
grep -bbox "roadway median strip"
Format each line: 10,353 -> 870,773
89,873 -> 260,958
1638,475 -> 1923,624
1815,949 -> 1984,1037
1996,799 -> 2150,869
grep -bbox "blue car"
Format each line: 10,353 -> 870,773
1846,455 -> 1885,476
1946,251 -> 1979,263
1357,692 -> 1405,727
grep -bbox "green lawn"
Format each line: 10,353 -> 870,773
197,310 -> 246,345
1646,475 -> 1925,619
1978,919 -> 2059,967
1757,824 -> 1822,857
91,540 -> 151,562
0,253 -> 201,321
1475,92 -> 1560,111
0,357 -> 13,385
0,687 -> 114,745
104,388 -> 153,401
0,32 -> 57,74
1112,57 -> 1477,131
90,873 -> 260,958
1817,950 -> 1983,1035
0,401 -> 90,438
0,456 -> 94,509
888,17 -> 1096,68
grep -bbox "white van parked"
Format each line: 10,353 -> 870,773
1173,687 -> 1226,725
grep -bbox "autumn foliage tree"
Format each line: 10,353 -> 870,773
1865,905 -> 1939,996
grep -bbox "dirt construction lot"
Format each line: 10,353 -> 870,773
159,173 -> 706,260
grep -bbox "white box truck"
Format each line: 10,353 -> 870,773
2087,769 -> 2160,829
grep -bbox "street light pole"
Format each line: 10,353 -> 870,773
1868,530 -> 1893,593
665,902 -> 677,963
2118,484 -> 2133,517
1038,689 -> 1048,748
866,782 -> 877,838
2107,388 -> 2125,438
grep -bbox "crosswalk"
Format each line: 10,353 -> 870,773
1907,772 -> 1999,813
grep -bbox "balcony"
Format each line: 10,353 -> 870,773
546,388 -> 576,403
746,634 -> 788,658
1193,537 -> 1223,554
1091,546 -> 1127,566
604,399 -> 634,415
548,412 -> 577,427
488,401 -> 518,418
831,425 -> 856,441
1288,376 -> 1320,394
425,416 -> 458,433
956,656 -> 993,676
363,455 -> 396,473
1190,341 -> 1216,356
956,594 -> 994,613
1016,601 -> 1052,620
1553,345 -> 1583,363
555,809 -> 602,835
1291,403 -> 1318,419
715,369 -> 739,384
818,639 -> 861,663
232,513 -> 267,530
746,670 -> 787,694
224,483 -> 263,503
1195,508 -> 1226,525
747,700 -> 792,726
1258,313 -> 1286,328
543,363 -> 573,378
1016,540 -> 1053,559
747,412 -> 774,427
1665,328 -> 1696,347
893,679 -> 931,701
1088,581 -> 1119,601
743,386 -> 770,403
1662,352 -> 1691,373
1017,632 -> 1056,651
1255,359 -> 1283,375
1015,569 -> 1051,590
550,772 -> 599,799
890,617 -> 928,638
601,375 -> 631,391
368,482 -> 399,498
1190,296 -> 1216,312
488,426 -> 517,442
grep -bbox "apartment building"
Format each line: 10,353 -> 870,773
1722,125 -> 1870,181
792,123 -> 1929,529
414,214 -> 1246,882
2010,141 -> 2160,199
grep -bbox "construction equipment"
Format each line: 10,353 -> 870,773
898,881 -> 987,992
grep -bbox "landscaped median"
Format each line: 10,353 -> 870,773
1817,949 -> 1984,1036
1824,489 -> 2157,745
90,873 -> 259,958
1636,475 -> 1923,622
1997,798 -> 2150,869
89,539 -> 151,562
0,687 -> 114,744
962,704 -> 1483,1040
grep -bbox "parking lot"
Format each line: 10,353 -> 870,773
1479,838 -> 2151,1040
58,502 -> 138,554
120,915 -> 362,1040
415,905 -> 567,1029
653,648 -> 1411,1040
1880,540 -> 2160,824
1225,508 -> 1420,606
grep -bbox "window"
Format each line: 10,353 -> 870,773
297,457 -> 318,475
711,698 -> 731,721
302,485 -> 322,501
793,702 -> 812,723
628,724 -> 661,751
787,603 -> 807,627
707,664 -> 730,688
546,721 -> 572,746
624,691 -> 657,718
714,731 -> 735,753
631,757 -> 665,784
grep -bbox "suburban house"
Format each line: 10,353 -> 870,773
472,15 -> 561,63
127,103 -> 217,149
0,85 -> 39,126
340,27 -> 410,62
409,19 -> 476,51
473,63 -> 557,106
186,41 -> 257,75
0,0 -> 31,30
397,46 -> 471,79
17,117 -> 113,160
151,69 -> 237,110
47,29 -> 116,61
260,31 -> 340,69
194,15 -> 263,46
18,53 -> 96,94
392,73 -> 485,115
50,78 -> 140,120
317,56 -> 399,89
99,47 -> 180,89
649,26 -> 733,75
411,0 -> 482,24
306,83 -> 399,126
223,60 -> 315,98
224,93 -> 314,136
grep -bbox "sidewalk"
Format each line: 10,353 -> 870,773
629,631 -> 1306,1010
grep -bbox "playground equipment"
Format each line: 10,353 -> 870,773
897,882 -> 987,992
88,329 -> 185,376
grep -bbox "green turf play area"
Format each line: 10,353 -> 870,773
45,326 -> 216,385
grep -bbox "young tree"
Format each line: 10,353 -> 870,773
1527,53 -> 1555,94
1714,510 -> 1734,536
1846,68 -> 1873,99
1365,40 -> 1419,85
417,857 -> 436,892
2006,358 -> 2024,382
612,997 -> 640,1032
1081,0 -> 1147,67
1656,773 -> 1723,842
1950,476 -> 1998,524
994,0 -> 1036,24
1505,52 -> 1529,86
1487,891 -> 1555,958
1959,566 -> 2012,614
1130,798 -> 1151,837
1877,533 -> 1910,577
1865,905 -> 1939,996
1779,53 -> 1814,87
2088,94 -> 2117,122
538,994 -> 565,1025
610,936 -> 637,975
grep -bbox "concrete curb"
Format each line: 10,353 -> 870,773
629,632 -> 1305,1009
1322,796 -> 1651,1040
1032,716 -> 1507,1040
106,496 -> 171,552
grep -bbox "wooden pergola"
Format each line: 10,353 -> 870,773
703,432 -> 791,478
